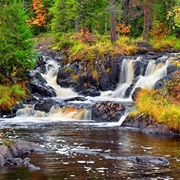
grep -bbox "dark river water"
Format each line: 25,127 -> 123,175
0,119 -> 180,180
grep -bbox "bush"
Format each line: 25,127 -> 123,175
0,84 -> 26,110
130,86 -> 180,131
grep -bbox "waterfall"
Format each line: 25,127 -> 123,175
42,57 -> 77,97
131,60 -> 168,93
14,54 -> 171,124
111,57 -> 169,99
112,58 -> 134,98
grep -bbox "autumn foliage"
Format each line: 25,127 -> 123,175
150,21 -> 168,39
116,21 -> 131,36
80,27 -> 96,45
26,0 -> 47,27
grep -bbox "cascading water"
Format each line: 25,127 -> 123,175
111,56 -> 169,98
16,55 -> 171,123
42,57 -> 77,97
112,58 -> 135,98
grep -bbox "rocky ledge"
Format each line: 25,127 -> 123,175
0,138 -> 46,170
122,115 -> 180,136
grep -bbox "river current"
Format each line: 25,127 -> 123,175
0,119 -> 180,180
0,54 -> 180,179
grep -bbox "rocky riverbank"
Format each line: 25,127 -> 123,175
0,137 -> 46,170
0,49 -> 179,136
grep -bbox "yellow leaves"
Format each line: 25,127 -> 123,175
131,84 -> 180,131
167,4 -> 180,28
11,66 -> 17,77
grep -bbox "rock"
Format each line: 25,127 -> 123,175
131,87 -> 142,101
57,67 -> 75,88
79,87 -> 100,97
122,116 -> 178,136
117,156 -> 169,165
0,139 -> 46,168
29,81 -> 56,97
136,41 -> 153,54
34,98 -> 58,113
63,96 -> 87,102
28,164 -> 41,171
98,73 -> 113,91
7,158 -> 24,166
91,101 -> 125,122
0,155 -> 5,167
23,157 -> 31,166
108,61 -> 120,86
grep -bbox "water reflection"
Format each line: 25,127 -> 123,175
0,122 -> 180,179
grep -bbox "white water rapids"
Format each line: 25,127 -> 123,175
13,55 -> 172,124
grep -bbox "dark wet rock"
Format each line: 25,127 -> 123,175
108,61 -> 120,86
131,87 -> 142,101
63,96 -> 87,102
0,155 -> 5,166
7,158 -> 24,166
136,41 -> 153,54
0,139 -> 46,167
23,157 -> 31,166
124,77 -> 140,98
98,73 -> 113,91
29,81 -> 56,97
28,164 -> 41,171
28,71 -> 47,85
154,75 -> 171,90
57,67 -> 76,88
34,98 -> 58,113
133,60 -> 144,77
27,71 -> 56,97
117,156 -> 169,165
79,87 -> 100,97
0,109 -> 3,118
167,63 -> 179,74
91,101 -> 125,122
122,116 -> 178,136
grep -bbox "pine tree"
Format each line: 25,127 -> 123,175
0,0 -> 36,82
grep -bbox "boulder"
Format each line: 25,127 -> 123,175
29,81 -> 56,97
91,101 -> 125,122
98,73 -> 113,91
136,41 -> 153,54
117,156 -> 169,165
0,139 -> 46,168
34,98 -> 58,113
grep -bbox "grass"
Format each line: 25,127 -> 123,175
150,35 -> 180,50
129,71 -> 180,131
0,84 -> 26,110
52,32 -> 137,64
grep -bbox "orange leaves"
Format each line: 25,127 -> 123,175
116,21 -> 131,36
150,21 -> 168,39
80,27 -> 96,45
27,0 -> 47,27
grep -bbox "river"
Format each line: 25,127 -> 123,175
0,119 -> 180,179
0,54 -> 179,179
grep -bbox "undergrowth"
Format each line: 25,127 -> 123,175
129,70 -> 180,131
52,32 -> 137,64
0,84 -> 26,110
150,35 -> 180,50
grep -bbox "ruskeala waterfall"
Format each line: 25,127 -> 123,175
0,53 -> 180,179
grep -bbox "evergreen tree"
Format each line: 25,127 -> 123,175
0,0 -> 36,82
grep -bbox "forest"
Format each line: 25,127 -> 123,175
0,0 -> 180,130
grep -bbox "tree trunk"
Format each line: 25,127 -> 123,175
143,0 -> 151,41
110,0 -> 117,43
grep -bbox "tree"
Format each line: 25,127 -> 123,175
143,0 -> 151,41
110,0 -> 117,43
0,0 -> 36,82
